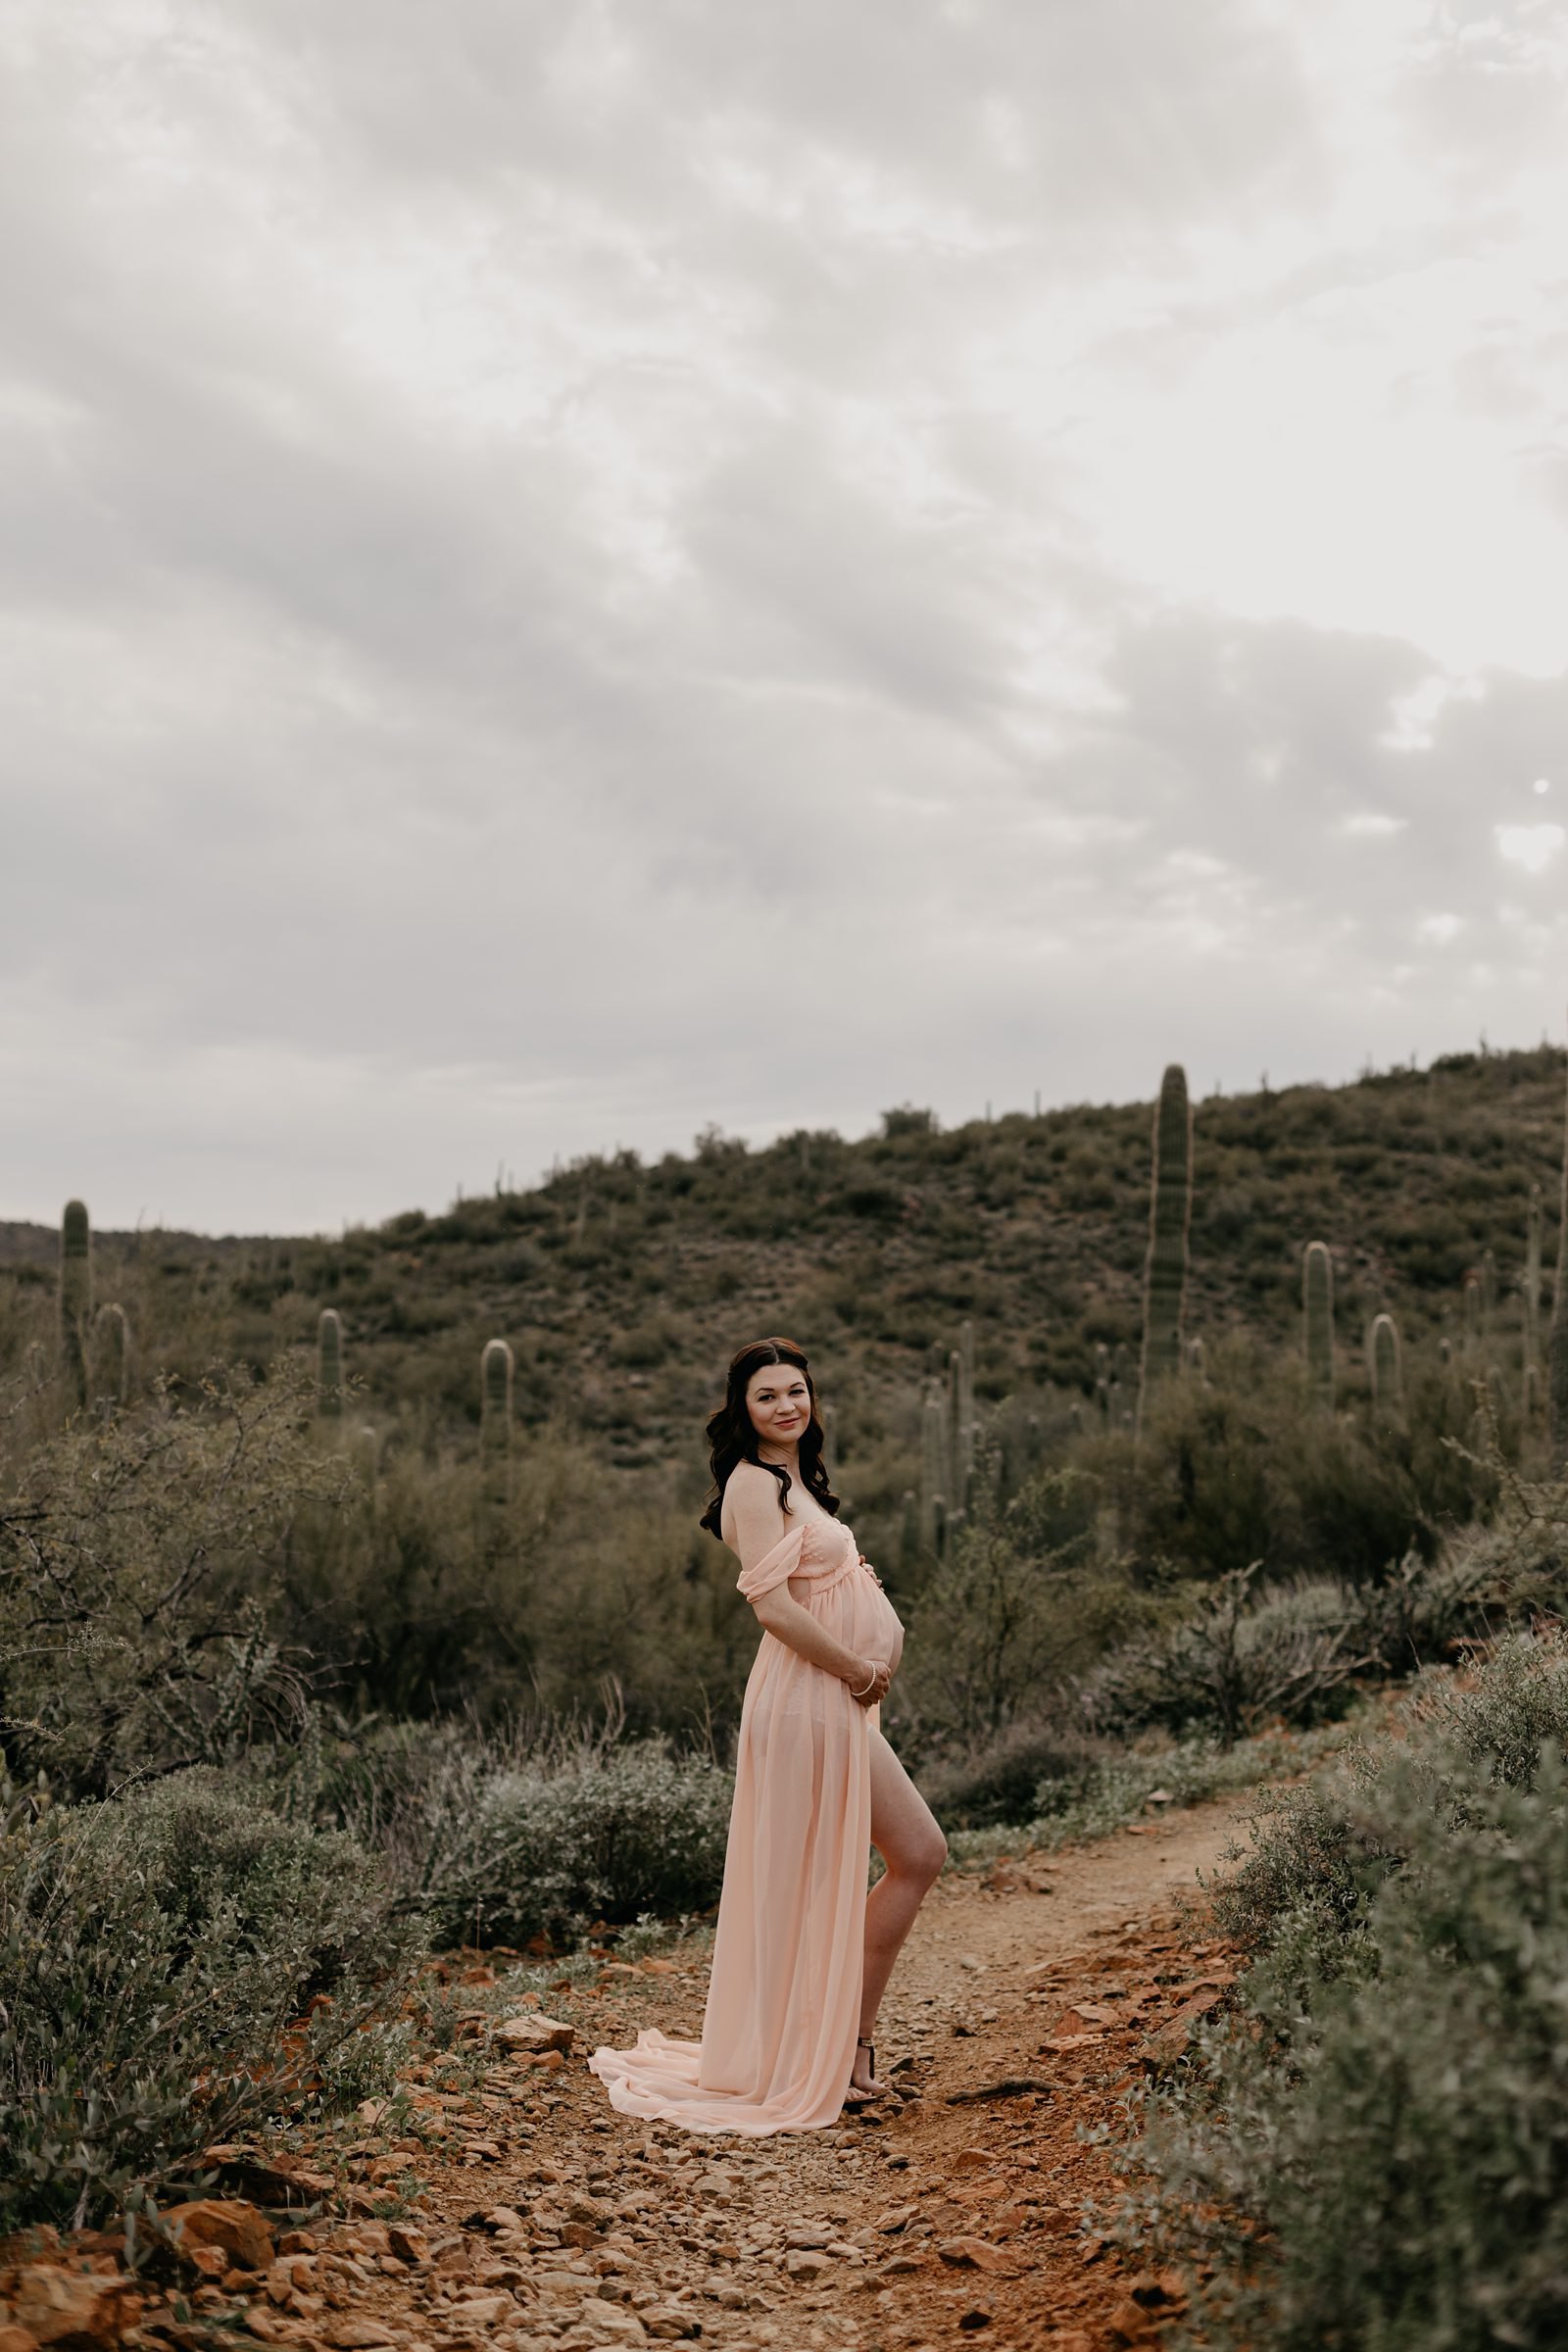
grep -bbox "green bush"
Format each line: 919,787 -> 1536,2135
1211,1633 -> 1568,1957
895,1463 -> 1182,1747
0,1356 -> 348,1795
940,1721 -> 1356,1872
922,1712 -> 1104,1829
1119,1338 -> 1490,1588
1123,1632 -> 1568,2352
432,1740 -> 732,1948
0,1769 -> 419,2233
1081,1566 -> 1372,1746
275,1714 -> 735,1951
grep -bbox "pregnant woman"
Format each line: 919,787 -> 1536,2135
588,1336 -> 948,2134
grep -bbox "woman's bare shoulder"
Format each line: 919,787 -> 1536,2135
725,1460 -> 779,1495
720,1461 -> 787,1539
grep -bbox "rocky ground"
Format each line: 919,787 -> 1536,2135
0,1798 -> 1249,2352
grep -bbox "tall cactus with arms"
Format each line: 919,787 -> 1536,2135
1136,1064 -> 1193,1439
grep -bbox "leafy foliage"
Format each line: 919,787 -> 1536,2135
0,1356 -> 346,1795
0,1769 -> 417,2234
256,1703 -> 734,1953
1121,1611 -> 1568,2352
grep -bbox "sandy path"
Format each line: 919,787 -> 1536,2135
6,1802 -> 1258,2352
154,1794 -> 1254,2352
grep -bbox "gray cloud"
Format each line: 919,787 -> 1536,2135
2,1 -> 1564,1232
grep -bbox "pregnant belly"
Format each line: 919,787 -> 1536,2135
851,1576 -> 905,1675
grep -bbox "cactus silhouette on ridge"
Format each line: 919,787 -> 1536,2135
59,1200 -> 92,1411
1137,1064 -> 1193,1439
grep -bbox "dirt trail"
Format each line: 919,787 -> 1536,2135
207,1796 -> 1249,2352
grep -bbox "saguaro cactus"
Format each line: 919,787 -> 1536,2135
899,1488 -> 919,1572
919,1382 -> 949,1556
1462,1271 -> 1483,1360
1303,1241 -> 1335,1410
1137,1064 -> 1193,1438
1550,1037 -> 1568,1471
947,1335 -> 976,1522
317,1308 -> 344,1420
1368,1310 -> 1402,1423
93,1302 -> 131,1411
954,1318 -> 976,1505
59,1200 -> 92,1409
481,1337 -> 514,1502
1525,1184 -> 1544,1383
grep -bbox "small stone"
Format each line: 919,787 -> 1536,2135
495,2014 -> 575,2055
13,2266 -> 141,2349
443,2291 -> 518,2330
324,2322 -> 399,2349
163,2199 -> 275,2275
784,2251 -> 829,2278
938,2238 -> 1015,2274
575,2298 -> 648,2340
388,2227 -> 432,2266
639,2306 -> 695,2340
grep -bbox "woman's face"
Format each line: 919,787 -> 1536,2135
745,1362 -> 811,1451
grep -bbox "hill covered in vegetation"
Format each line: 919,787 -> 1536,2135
2,1040 -> 1562,1741
4,1040 -> 1561,1481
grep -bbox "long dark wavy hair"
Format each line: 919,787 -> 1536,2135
699,1336 -> 841,1540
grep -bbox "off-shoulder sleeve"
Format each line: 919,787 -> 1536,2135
736,1522 -> 806,1603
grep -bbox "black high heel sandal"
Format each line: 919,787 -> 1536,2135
844,2036 -> 885,2106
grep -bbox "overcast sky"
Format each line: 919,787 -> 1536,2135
5,1 -> 1566,1237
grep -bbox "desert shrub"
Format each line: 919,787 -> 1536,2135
1120,1340 -> 1490,1590
0,1769 -> 418,2233
1212,1632 -> 1568,1957
1348,1540 -> 1494,1676
0,1356 -> 347,1795
922,1712 -> 1105,1829
1081,1565 -> 1373,1746
1122,1633 -> 1568,2351
281,1428 -> 756,1736
895,1463 -> 1183,1746
428,1739 -> 732,1948
940,1720 -> 1358,1871
270,1712 -> 734,1951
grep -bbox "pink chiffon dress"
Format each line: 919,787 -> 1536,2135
587,1489 -> 905,2135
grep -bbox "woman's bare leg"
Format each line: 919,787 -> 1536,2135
853,1725 -> 948,2092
